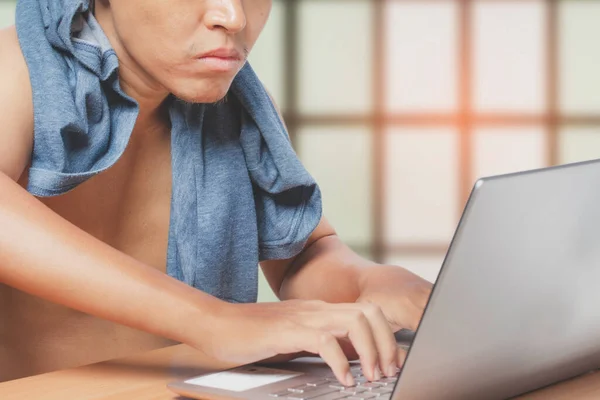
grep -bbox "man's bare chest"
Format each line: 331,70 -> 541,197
19,129 -> 173,272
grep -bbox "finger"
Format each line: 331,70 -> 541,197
407,304 -> 425,332
397,346 -> 408,369
310,331 -> 354,387
355,302 -> 398,378
301,307 -> 379,382
341,309 -> 380,382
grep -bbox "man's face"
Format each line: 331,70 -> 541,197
106,0 -> 272,103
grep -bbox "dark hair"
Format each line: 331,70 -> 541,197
89,0 -> 96,15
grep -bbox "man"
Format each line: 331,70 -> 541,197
0,0 -> 432,386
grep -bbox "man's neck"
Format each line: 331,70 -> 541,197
117,63 -> 169,125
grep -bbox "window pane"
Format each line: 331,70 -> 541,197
0,1 -> 16,28
559,126 -> 600,164
248,0 -> 286,111
385,128 -> 459,244
298,0 -> 373,115
559,1 -> 600,114
258,268 -> 279,303
353,248 -> 373,261
297,126 -> 373,245
385,1 -> 458,112
384,253 -> 445,283
473,1 -> 546,113
472,127 -> 547,182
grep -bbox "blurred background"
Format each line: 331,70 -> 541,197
2,0 -> 600,302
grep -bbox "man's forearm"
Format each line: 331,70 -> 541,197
279,234 -> 375,303
0,173 -> 227,355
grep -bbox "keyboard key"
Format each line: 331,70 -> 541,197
287,387 -> 339,400
370,388 -> 393,396
357,383 -> 380,390
368,382 -> 389,387
369,382 -> 389,387
269,390 -> 293,397
341,388 -> 367,395
288,388 -> 305,393
288,385 -> 320,393
328,383 -> 348,390
307,379 -> 330,387
344,394 -> 378,400
310,392 -> 351,400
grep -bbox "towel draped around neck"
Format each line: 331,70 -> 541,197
15,0 -> 322,303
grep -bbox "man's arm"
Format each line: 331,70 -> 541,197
260,217 -> 374,302
259,89 -> 375,302
0,26 -> 243,366
261,215 -> 432,333
0,28 -> 229,359
260,89 -> 432,331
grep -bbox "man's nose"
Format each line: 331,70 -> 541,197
204,0 -> 247,33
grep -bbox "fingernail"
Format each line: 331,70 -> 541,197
345,372 -> 355,387
387,364 -> 397,377
373,367 -> 381,381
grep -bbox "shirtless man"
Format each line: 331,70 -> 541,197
0,0 -> 432,385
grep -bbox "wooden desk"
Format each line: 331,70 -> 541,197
0,344 -> 599,400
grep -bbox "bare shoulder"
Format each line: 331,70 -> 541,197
0,25 -> 33,181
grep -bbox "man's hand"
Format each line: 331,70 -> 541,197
206,267 -> 431,388
209,300 -> 403,387
357,265 -> 433,332
257,218 -> 433,384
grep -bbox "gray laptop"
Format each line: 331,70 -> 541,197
169,159 -> 600,400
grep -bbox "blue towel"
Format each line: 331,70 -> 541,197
15,0 -> 322,303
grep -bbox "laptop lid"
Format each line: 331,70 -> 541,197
393,159 -> 600,399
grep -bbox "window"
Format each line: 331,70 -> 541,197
249,0 -> 600,289
0,0 -> 15,29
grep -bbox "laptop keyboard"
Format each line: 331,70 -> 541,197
268,366 -> 399,400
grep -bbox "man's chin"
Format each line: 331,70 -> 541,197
171,92 -> 228,105
168,80 -> 232,105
